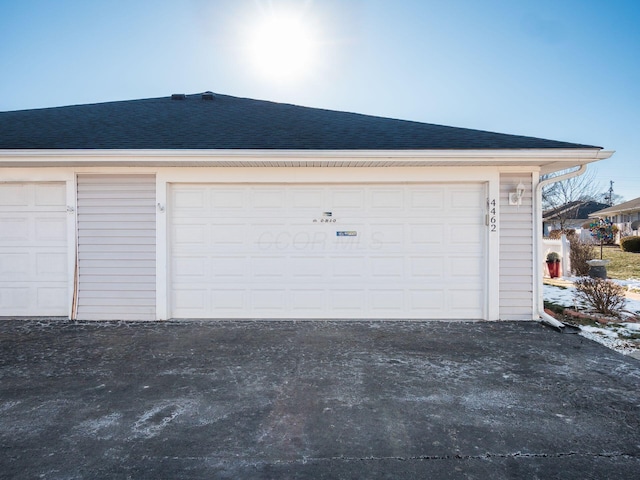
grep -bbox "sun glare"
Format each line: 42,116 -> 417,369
246,12 -> 318,83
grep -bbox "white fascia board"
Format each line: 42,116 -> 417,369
589,205 -> 640,217
0,148 -> 613,166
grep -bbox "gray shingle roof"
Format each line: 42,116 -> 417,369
543,201 -> 610,220
0,92 -> 600,150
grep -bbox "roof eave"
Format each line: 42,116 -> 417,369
589,205 -> 640,217
0,148 -> 613,169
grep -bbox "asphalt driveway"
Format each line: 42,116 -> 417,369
1,319 -> 639,479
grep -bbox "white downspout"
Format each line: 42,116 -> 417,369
534,165 -> 588,331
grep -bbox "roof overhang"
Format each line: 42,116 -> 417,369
589,205 -> 640,218
0,148 -> 614,171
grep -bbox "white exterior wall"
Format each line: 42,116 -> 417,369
499,172 -> 534,320
2,165 -> 506,320
76,174 -> 156,320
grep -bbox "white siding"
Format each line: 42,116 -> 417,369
499,173 -> 534,320
76,174 -> 156,320
0,182 -> 68,316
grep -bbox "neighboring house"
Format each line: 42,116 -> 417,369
0,92 -> 613,321
588,196 -> 640,239
542,200 -> 610,236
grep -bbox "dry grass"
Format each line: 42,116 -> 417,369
601,245 -> 640,279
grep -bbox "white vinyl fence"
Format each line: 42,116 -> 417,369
542,234 -> 571,278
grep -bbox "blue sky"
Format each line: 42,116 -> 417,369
1,0 -> 638,201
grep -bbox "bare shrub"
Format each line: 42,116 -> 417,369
573,277 -> 626,317
549,229 -> 575,239
568,236 -> 596,276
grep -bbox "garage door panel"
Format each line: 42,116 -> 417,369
369,224 -> 404,248
370,290 -> 404,311
331,256 -> 366,277
173,188 -> 207,209
291,188 -> 324,208
173,289 -> 207,312
290,256 -> 327,277
169,183 -> 486,319
371,188 -> 404,209
173,225 -> 207,246
252,189 -> 286,208
450,188 -> 484,209
451,256 -> 483,279
0,218 -> 28,241
252,224 -> 288,248
409,257 -> 444,279
409,189 -> 444,209
210,224 -> 248,245
1,287 -> 30,310
171,255 -> 221,283
252,289 -> 287,310
210,256 -> 246,278
0,182 -> 68,316
211,189 -> 246,208
449,289 -> 485,314
0,253 -> 30,278
211,289 -> 245,310
34,183 -> 67,207
36,287 -> 67,308
0,285 -> 65,313
409,289 -> 445,311
332,290 -> 366,311
0,184 -> 29,206
330,189 -> 365,209
36,252 -> 66,278
252,256 -> 287,278
291,290 -> 324,311
409,225 -> 439,245
370,256 -> 404,278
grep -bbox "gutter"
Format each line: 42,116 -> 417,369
534,165 -> 588,333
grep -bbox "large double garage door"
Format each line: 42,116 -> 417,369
169,183 -> 487,319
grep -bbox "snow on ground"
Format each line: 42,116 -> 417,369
579,324 -> 640,356
543,278 -> 640,356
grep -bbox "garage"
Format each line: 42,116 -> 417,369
0,182 -> 68,316
169,182 -> 487,319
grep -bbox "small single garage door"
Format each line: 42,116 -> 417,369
0,182 -> 68,316
169,183 -> 486,319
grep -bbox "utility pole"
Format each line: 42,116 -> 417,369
604,180 -> 614,206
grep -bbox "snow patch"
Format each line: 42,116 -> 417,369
544,279 -> 640,356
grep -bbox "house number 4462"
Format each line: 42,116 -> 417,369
488,199 -> 497,232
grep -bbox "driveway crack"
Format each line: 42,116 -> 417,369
258,451 -> 640,465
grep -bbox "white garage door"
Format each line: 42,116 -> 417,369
169,183 -> 486,319
0,182 -> 68,316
